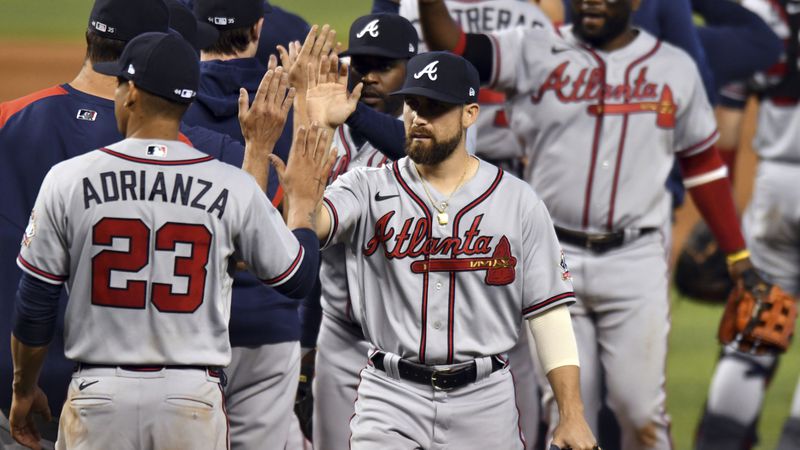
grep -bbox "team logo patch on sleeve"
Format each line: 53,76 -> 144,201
76,109 -> 98,121
21,211 -> 36,247
146,144 -> 168,158
560,250 -> 572,281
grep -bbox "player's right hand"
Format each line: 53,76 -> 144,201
269,124 -> 337,229
238,57 -> 295,153
552,413 -> 598,450
305,54 -> 363,129
9,385 -> 51,450
277,24 -> 337,92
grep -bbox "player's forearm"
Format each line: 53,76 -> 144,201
527,305 -> 580,373
242,142 -> 273,193
11,335 -> 48,395
546,365 -> 585,420
294,92 -> 310,134
418,0 -> 463,51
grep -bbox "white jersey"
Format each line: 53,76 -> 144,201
490,26 -> 718,232
320,124 -> 389,324
400,0 -> 554,162
740,0 -> 800,163
322,157 -> 574,364
17,138 -> 304,366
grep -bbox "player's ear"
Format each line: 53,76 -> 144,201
461,103 -> 480,129
254,18 -> 265,42
125,81 -> 139,109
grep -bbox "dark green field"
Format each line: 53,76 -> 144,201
1,1 -> 798,448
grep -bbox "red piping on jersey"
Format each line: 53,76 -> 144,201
446,167 -> 504,364
677,129 -> 719,155
348,367 -> 367,450
17,254 -> 68,282
522,291 -> 575,316
322,198 -> 339,248
508,368 -> 528,448
392,162 -> 433,364
606,40 -> 662,230
262,247 -> 304,286
0,85 -> 68,128
580,47 -> 607,229
453,29 -> 468,56
99,148 -> 215,165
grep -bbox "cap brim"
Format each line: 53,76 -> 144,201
390,86 -> 464,104
340,46 -> 408,59
93,61 -> 124,77
196,21 -> 219,50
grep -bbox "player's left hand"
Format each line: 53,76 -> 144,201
9,385 -> 51,450
238,56 -> 295,154
552,413 -> 598,450
305,54 -> 363,129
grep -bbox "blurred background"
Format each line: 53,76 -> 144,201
0,1 -> 796,448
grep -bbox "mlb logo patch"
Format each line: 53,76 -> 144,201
147,144 -> 168,158
210,16 -> 235,25
76,109 -> 97,121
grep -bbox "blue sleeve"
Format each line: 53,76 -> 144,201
345,103 -> 406,160
655,0 -> 717,103
694,0 -> 783,89
298,276 -> 322,348
372,0 -> 400,14
271,228 -> 321,299
13,273 -> 62,347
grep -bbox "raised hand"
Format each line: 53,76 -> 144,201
268,124 -> 337,229
277,24 -> 338,92
306,54 -> 363,129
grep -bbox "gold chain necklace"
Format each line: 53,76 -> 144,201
413,162 -> 469,225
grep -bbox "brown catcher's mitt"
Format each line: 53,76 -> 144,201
718,271 -> 798,354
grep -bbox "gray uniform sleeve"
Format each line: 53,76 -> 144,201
235,181 -> 304,288
674,57 -> 720,155
520,198 -> 576,319
321,169 -> 369,248
17,169 -> 69,285
488,26 -> 553,95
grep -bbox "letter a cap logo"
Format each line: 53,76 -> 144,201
391,51 -> 480,104
414,61 -> 439,81
356,19 -> 380,38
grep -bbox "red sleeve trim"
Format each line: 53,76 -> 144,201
522,291 -> 575,316
679,145 -> 725,179
17,255 -> 67,283
452,29 -> 468,55
686,177 -> 746,253
261,246 -> 305,286
0,85 -> 68,128
322,197 -> 339,248
271,185 -> 284,208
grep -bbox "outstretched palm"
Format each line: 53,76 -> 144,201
306,54 -> 363,129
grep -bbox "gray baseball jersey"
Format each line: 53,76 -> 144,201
400,0 -> 553,162
320,125 -> 390,324
17,138 -> 304,367
321,156 -> 574,364
491,26 -> 718,231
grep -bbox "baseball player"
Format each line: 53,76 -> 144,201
693,1 -> 800,448
417,0 -> 764,447
9,31 -> 327,450
0,1 -> 267,446
280,50 -> 598,449
300,13 -> 418,450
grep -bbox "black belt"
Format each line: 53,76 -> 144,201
554,226 -> 657,253
75,363 -> 226,385
369,351 -> 506,391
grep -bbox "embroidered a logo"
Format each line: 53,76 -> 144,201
413,61 -> 440,81
356,19 -> 380,38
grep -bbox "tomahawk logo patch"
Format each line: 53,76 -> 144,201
21,211 -> 36,247
356,19 -> 380,38
414,61 -> 440,81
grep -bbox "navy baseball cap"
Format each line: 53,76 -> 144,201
94,32 -> 200,104
391,52 -> 480,104
167,0 -> 219,51
88,0 -> 169,42
193,0 -> 271,30
341,14 -> 418,59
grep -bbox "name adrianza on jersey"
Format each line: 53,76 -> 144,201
82,171 -> 229,218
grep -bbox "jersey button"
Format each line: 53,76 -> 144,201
433,320 -> 443,329
435,282 -> 443,290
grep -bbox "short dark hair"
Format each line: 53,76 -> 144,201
117,77 -> 190,121
85,29 -> 127,64
203,24 -> 258,55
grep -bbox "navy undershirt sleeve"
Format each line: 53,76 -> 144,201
345,103 -> 406,160
13,273 -> 62,347
298,276 -> 323,348
271,228 -> 321,299
463,33 -> 495,84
